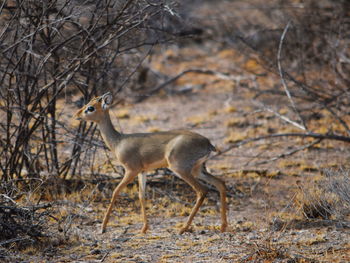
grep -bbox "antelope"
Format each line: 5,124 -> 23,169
74,92 -> 228,234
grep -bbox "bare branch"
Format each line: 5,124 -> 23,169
277,21 -> 307,131
253,138 -> 322,166
258,103 -> 306,131
138,68 -> 254,101
212,132 -> 350,159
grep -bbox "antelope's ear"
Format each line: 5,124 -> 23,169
101,92 -> 113,110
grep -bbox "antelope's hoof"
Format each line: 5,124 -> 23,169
221,224 -> 228,232
140,225 -> 149,234
178,226 -> 191,235
178,228 -> 186,235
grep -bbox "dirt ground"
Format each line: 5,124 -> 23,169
3,40 -> 350,262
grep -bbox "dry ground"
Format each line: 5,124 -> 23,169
3,40 -> 350,262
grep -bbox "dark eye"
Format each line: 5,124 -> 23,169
86,106 -> 95,112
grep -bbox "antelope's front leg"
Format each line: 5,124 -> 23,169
101,170 -> 138,233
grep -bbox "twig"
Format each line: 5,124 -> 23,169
0,194 -> 17,205
211,132 -> 350,159
253,138 -> 322,166
276,69 -> 350,136
100,251 -> 110,263
259,104 -> 306,131
277,21 -> 307,131
0,237 -> 32,246
138,68 -> 254,101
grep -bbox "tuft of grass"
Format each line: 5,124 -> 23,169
294,173 -> 345,220
224,105 -> 237,113
225,117 -> 248,128
186,115 -> 207,126
217,49 -> 237,59
243,58 -> 263,73
147,127 -> 161,133
133,115 -> 151,123
305,234 -> 327,246
242,238 -> 293,263
278,160 -> 301,169
238,221 -> 254,232
300,164 -> 318,173
278,107 -> 288,115
225,131 -> 247,143
227,169 -> 271,178
300,199 -> 334,220
208,110 -> 219,116
165,202 -> 192,218
115,109 -> 130,119
323,169 -> 350,208
160,254 -> 179,261
110,252 -> 125,259
266,171 -> 282,178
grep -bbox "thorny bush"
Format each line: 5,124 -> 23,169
0,0 -> 180,182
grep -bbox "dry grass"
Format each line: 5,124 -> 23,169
294,170 -> 350,221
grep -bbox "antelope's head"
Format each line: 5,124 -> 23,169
74,92 -> 113,123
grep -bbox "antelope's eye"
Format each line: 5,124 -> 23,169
86,106 -> 95,112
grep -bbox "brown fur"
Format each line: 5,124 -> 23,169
75,92 -> 228,234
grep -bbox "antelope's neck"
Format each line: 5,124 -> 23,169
97,111 -> 121,150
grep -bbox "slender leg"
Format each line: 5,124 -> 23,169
101,170 -> 138,234
171,167 -> 208,234
138,173 -> 148,233
197,165 -> 228,232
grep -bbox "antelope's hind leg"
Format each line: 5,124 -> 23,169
138,173 -> 149,233
197,164 -> 228,232
170,166 -> 208,234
